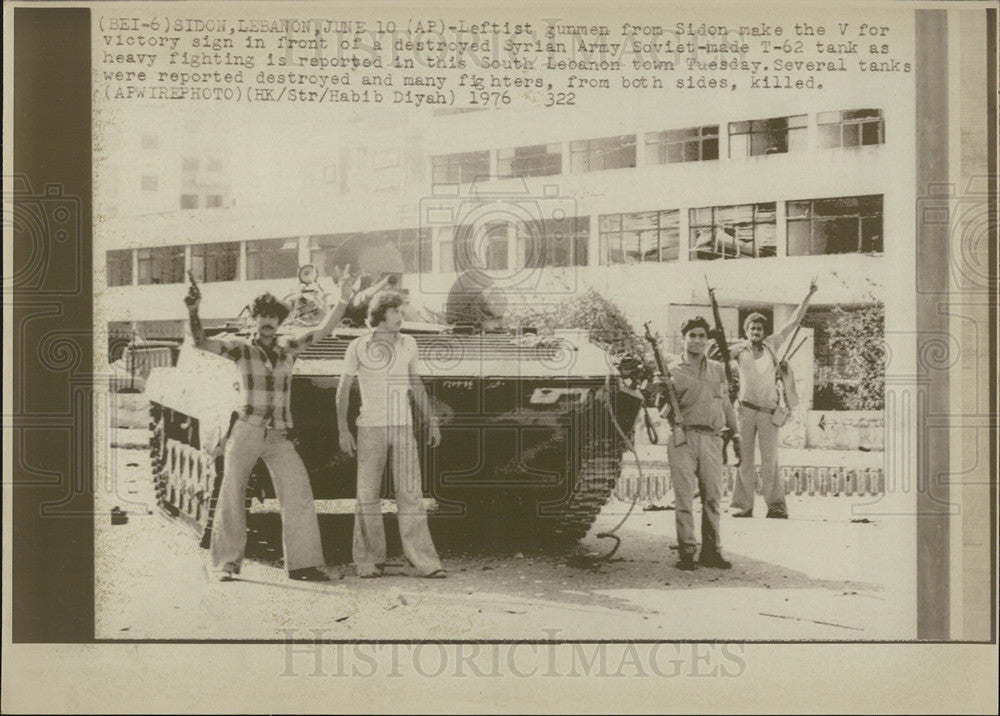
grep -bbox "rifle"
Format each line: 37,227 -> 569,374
642,322 -> 686,447
705,277 -> 742,465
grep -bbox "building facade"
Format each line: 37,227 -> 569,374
97,96 -> 901,411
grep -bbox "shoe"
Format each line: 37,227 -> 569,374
289,567 -> 331,582
422,569 -> 447,579
698,553 -> 733,569
214,569 -> 236,582
731,511 -> 753,518
676,558 -> 698,571
766,511 -> 789,519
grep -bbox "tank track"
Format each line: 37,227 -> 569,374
149,405 -> 170,514
149,404 -> 221,542
549,436 -> 622,543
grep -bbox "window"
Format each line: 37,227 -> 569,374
645,126 -> 719,164
311,230 -> 431,277
205,194 -> 224,208
431,151 -> 490,184
483,223 -> 508,270
818,109 -> 884,148
207,157 -> 224,171
106,249 -> 133,286
246,238 -> 299,280
787,195 -> 883,255
140,176 -> 158,191
180,195 -> 198,209
517,217 -> 589,267
498,144 -> 562,178
439,233 -> 455,273
570,135 -> 636,173
689,203 -> 777,260
182,157 -> 199,172
190,242 -> 239,283
453,222 -> 508,271
309,234 -> 349,276
600,210 -> 679,264
728,115 -> 807,157
397,228 -> 433,274
141,134 -> 159,149
137,246 -> 185,285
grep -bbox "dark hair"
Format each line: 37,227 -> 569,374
368,290 -> 407,326
743,312 -> 768,333
250,293 -> 290,323
680,316 -> 711,336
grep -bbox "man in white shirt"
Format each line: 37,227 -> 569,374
336,290 -> 446,578
730,279 -> 817,519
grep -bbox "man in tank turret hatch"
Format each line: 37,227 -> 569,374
445,249 -> 505,332
184,266 -> 357,582
336,289 -> 446,579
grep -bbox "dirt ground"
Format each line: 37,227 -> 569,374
94,432 -> 913,642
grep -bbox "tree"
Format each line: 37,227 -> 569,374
826,303 -> 885,411
503,287 -> 646,358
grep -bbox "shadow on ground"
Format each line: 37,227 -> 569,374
238,511 -> 881,619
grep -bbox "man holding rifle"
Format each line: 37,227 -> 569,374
730,279 -> 817,520
184,267 -> 357,582
652,317 -> 739,571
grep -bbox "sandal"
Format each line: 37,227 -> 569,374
422,569 -> 447,579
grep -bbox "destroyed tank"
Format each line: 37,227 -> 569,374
145,240 -> 644,547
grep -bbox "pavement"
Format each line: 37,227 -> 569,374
95,428 -> 913,642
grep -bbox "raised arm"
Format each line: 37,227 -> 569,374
769,278 -> 818,352
184,280 -> 228,354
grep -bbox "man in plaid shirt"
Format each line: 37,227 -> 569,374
185,269 -> 356,582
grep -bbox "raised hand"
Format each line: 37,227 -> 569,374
184,282 -> 201,311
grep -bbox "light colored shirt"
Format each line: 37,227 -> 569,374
342,332 -> 417,427
209,332 -> 315,430
667,353 -> 736,433
734,339 -> 780,408
732,309 -> 805,409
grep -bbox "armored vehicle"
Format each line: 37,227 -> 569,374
146,245 -> 644,547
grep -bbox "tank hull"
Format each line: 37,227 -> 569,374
147,329 -> 644,543
290,373 -> 642,515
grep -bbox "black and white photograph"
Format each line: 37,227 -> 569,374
4,0 -> 996,712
